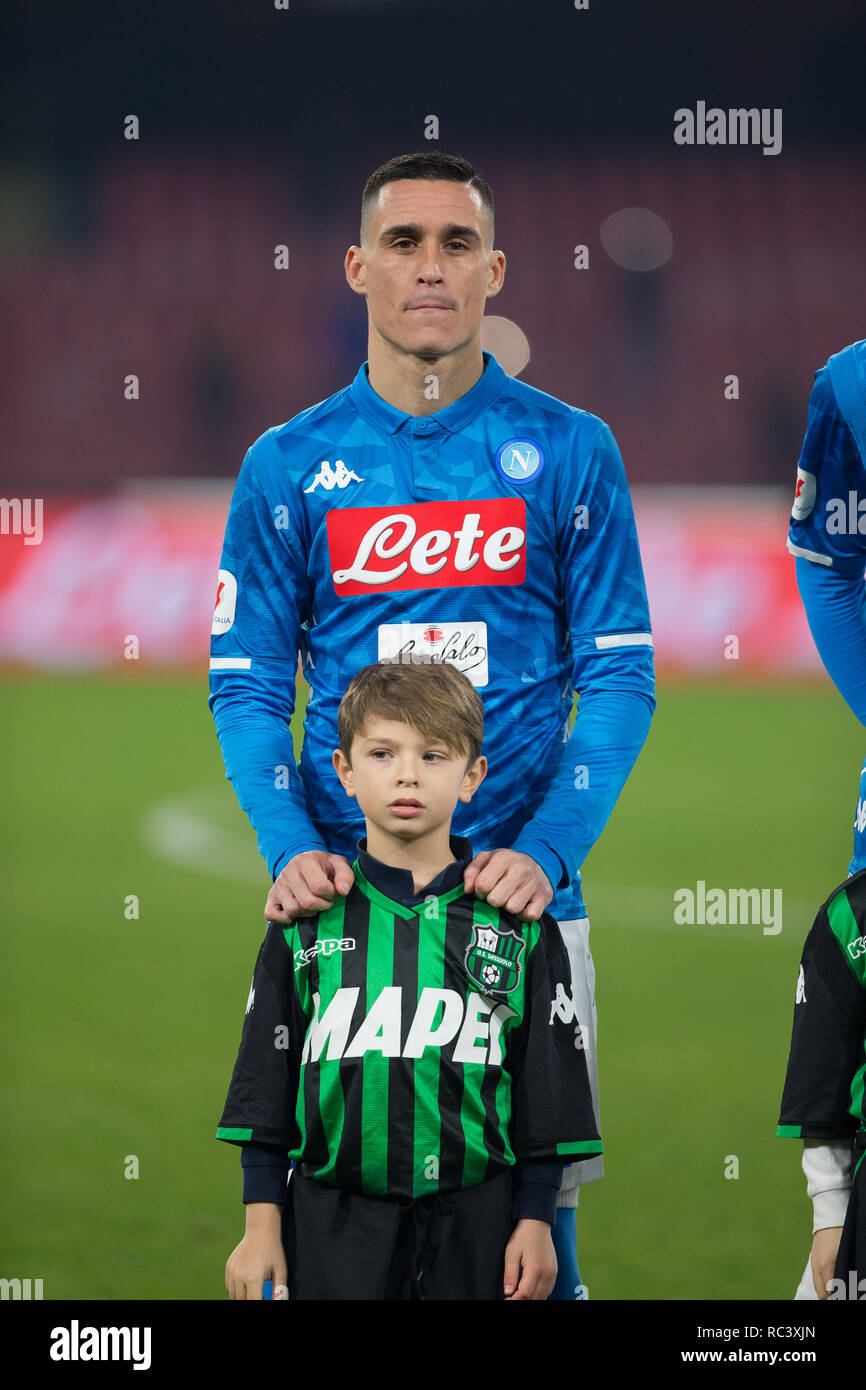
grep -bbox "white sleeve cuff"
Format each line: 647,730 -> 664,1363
802,1139 -> 853,1233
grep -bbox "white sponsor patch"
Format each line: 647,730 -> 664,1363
377,621 -> 489,687
212,569 -> 237,635
791,467 -> 817,522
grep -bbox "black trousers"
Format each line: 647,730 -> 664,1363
834,1131 -> 866,1292
281,1169 -> 515,1300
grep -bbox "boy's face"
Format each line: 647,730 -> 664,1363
332,717 -> 486,842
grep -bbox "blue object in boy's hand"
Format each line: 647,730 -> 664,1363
263,1279 -> 273,1300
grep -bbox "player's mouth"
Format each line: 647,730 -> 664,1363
389,799 -> 424,817
408,302 -> 452,313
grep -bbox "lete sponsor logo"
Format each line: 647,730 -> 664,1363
326,499 -> 526,596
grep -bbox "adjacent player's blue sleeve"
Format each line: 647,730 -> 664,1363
786,358 -> 866,727
512,417 -> 656,889
795,558 -> 866,726
208,435 -> 327,880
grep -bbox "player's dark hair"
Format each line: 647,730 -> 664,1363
360,151 -> 494,249
338,659 -> 484,770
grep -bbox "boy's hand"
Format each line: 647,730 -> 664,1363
503,1218 -> 558,1300
226,1204 -> 288,1300
265,850 -> 354,922
810,1226 -> 844,1298
464,849 -> 553,922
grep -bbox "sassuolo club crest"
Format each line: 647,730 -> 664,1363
465,923 -> 525,995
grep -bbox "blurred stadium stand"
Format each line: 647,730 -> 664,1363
3,152 -> 865,491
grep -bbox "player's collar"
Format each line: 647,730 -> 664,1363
349,350 -> 507,435
352,834 -> 473,917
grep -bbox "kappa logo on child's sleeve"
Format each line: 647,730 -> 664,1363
549,981 -> 578,1025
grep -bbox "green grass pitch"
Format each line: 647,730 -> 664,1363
0,671 -> 862,1299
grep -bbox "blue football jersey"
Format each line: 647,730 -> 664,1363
208,350 -> 655,920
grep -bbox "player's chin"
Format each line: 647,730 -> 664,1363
403,326 -> 456,355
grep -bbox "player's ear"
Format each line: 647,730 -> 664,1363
486,250 -> 506,298
345,246 -> 366,296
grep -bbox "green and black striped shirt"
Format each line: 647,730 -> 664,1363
217,860 -> 601,1199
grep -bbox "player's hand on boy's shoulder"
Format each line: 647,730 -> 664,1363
265,850 -> 355,923
464,849 -> 553,922
503,1218 -> 558,1300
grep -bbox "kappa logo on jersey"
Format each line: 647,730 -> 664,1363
791,467 -> 817,521
304,459 -> 365,493
495,438 -> 545,485
856,798 -> 866,835
795,964 -> 806,1004
294,938 -> 356,972
212,569 -> 237,635
847,936 -> 866,963
327,498 -> 526,596
465,923 -> 525,994
301,985 -> 516,1064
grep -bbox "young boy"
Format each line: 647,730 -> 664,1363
216,659 -> 602,1300
778,869 -> 866,1299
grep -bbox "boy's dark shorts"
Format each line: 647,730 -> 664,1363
834,1132 -> 866,1290
281,1167 -> 515,1300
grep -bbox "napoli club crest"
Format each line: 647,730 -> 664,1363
495,438 -> 545,485
465,923 -> 526,995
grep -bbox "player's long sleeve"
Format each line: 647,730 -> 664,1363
216,922 -> 304,1151
787,361 -> 866,726
208,437 -> 327,879
508,914 -> 602,1163
802,1139 -> 853,1233
512,418 -> 655,889
795,559 -> 866,727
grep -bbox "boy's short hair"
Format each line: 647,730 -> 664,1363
338,660 -> 484,769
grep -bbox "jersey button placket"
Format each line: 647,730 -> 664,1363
411,419 -> 444,495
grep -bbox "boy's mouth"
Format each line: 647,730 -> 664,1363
389,799 -> 423,817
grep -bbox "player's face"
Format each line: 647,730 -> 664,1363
347,180 -> 505,360
333,716 -> 486,842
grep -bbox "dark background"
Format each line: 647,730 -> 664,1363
2,0 -> 865,489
